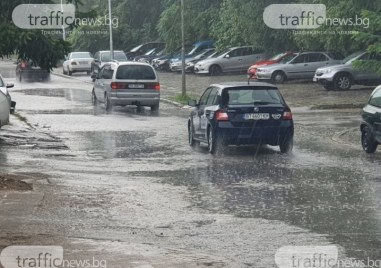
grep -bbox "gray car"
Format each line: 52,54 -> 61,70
91,62 -> 160,111
194,46 -> 266,75
314,51 -> 381,90
256,52 -> 343,83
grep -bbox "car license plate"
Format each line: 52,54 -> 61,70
244,113 -> 270,120
128,84 -> 145,89
79,61 -> 88,65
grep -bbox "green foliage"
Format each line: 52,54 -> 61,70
0,0 -> 72,70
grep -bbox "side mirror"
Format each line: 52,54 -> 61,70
225,54 -> 230,59
91,73 -> 98,80
188,100 -> 198,107
6,83 -> 14,89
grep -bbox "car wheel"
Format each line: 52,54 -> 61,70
150,103 -> 159,112
91,89 -> 97,106
271,71 -> 286,84
361,126 -> 377,153
209,65 -> 222,76
280,135 -> 294,154
324,83 -> 335,91
334,73 -> 352,90
105,94 -> 112,111
207,126 -> 222,154
188,121 -> 197,147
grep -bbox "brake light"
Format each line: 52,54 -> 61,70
282,109 -> 293,120
151,82 -> 160,91
71,62 -> 78,65
20,62 -> 28,69
215,110 -> 229,121
111,82 -> 126,90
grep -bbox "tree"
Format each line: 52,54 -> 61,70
0,0 -> 74,70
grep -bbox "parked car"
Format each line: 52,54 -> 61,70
247,51 -> 298,80
187,82 -> 294,154
361,85 -> 381,153
256,52 -> 344,83
314,51 -> 381,90
63,52 -> 93,76
194,46 -> 266,76
0,75 -> 15,128
126,42 -> 165,60
170,48 -> 216,72
91,62 -> 160,112
16,60 -> 50,82
91,50 -> 128,75
134,48 -> 166,63
186,51 -> 218,73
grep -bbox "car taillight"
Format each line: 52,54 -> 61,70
215,110 -> 229,121
151,82 -> 160,91
21,62 -> 27,69
282,109 -> 293,120
111,82 -> 126,90
71,62 -> 77,65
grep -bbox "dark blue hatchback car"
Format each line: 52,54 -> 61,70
188,82 -> 294,154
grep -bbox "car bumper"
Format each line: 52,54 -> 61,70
110,94 -> 160,106
69,65 -> 91,72
256,72 -> 273,80
313,73 -> 334,83
216,121 -> 294,146
194,66 -> 209,74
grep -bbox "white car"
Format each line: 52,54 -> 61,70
63,52 -> 93,76
194,46 -> 266,75
0,74 -> 14,128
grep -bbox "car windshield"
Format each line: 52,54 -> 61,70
115,65 -> 156,80
70,52 -> 92,59
130,45 -> 143,52
101,52 -> 127,62
343,51 -> 365,64
279,54 -> 297,64
214,49 -> 231,58
223,88 -> 284,106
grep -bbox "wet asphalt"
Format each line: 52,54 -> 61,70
0,61 -> 381,267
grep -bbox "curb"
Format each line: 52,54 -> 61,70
52,71 -> 192,110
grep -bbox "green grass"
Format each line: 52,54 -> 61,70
171,93 -> 199,105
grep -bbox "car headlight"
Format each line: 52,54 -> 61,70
257,68 -> 266,73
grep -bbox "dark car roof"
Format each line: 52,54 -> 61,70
211,82 -> 278,91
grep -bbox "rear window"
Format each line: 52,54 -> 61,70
116,65 -> 156,80
222,88 -> 284,106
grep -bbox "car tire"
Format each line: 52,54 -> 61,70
334,73 -> 352,90
271,71 -> 286,84
91,89 -> 97,106
105,94 -> 112,111
188,121 -> 197,147
68,70 -> 72,76
209,65 -> 222,76
207,126 -> 223,154
280,135 -> 294,154
323,83 -> 335,91
150,103 -> 159,112
361,126 -> 377,153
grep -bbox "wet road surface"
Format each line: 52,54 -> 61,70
0,61 -> 381,267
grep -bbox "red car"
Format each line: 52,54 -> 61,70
247,51 -> 297,80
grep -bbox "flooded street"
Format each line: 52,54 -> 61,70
0,61 -> 381,267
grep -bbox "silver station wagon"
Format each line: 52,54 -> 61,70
256,52 -> 343,83
91,62 -> 160,111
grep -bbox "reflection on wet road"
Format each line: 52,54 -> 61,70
1,69 -> 381,266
